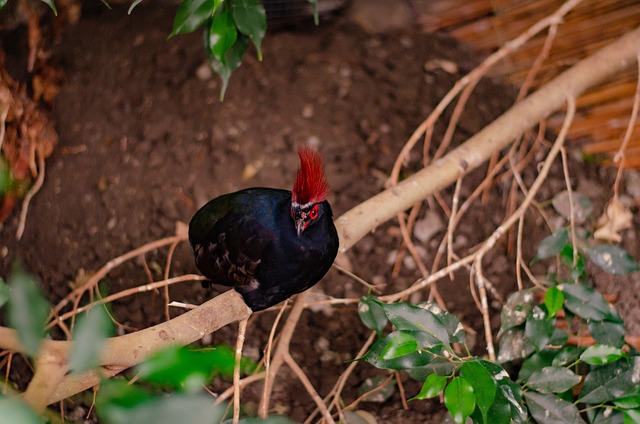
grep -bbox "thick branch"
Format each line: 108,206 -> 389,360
29,290 -> 250,405
335,26 -> 640,252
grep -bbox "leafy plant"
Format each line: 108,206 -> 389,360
355,192 -> 640,424
0,265 -> 284,423
0,0 -> 319,99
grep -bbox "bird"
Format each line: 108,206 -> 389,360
188,146 -> 340,311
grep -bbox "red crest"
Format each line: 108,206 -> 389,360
292,146 -> 329,204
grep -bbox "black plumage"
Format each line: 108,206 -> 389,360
189,148 -> 339,311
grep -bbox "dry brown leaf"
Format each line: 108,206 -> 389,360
594,198 -> 633,242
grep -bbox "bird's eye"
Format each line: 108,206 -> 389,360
309,204 -> 319,219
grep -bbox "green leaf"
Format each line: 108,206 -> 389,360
544,286 -> 564,318
559,244 -> 586,278
624,410 -> 640,424
588,407 -> 625,424
534,228 -> 568,262
170,0 -> 215,37
552,346 -> 582,367
208,32 -> 249,100
444,376 -> 475,424
7,265 -> 50,356
552,190 -> 593,224
378,331 -> 418,360
469,387 -> 512,424
524,391 -> 586,424
96,379 -> 155,414
358,375 -> 395,403
411,373 -> 448,400
477,359 -> 527,423
358,294 -> 387,335
358,330 -> 440,370
405,359 -> 455,383
69,307 -> 114,373
525,306 -> 556,351
40,0 -> 57,15
527,366 -> 581,394
580,345 -> 626,365
497,327 -> 535,363
98,388 -> 225,424
579,357 -> 640,404
135,345 -> 256,390
560,283 -> 620,322
0,277 -> 9,308
614,394 -> 640,409
587,245 -> 640,275
417,302 -> 466,344
0,396 -> 44,423
460,361 -> 496,424
500,288 -> 537,331
588,320 -> 626,348
306,0 -> 319,25
128,0 -> 144,14
207,5 -> 238,64
517,351 -> 556,383
229,0 -> 266,60
381,301 -> 450,345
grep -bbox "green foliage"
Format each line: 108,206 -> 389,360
168,0 -> 266,99
1,0 -> 278,99
356,295 -> 527,423
411,373 -> 447,400
96,344 -> 270,422
6,264 -> 50,356
169,0 -> 216,37
69,307 -> 114,373
587,244 -> 640,275
358,293 -> 388,336
356,193 -> 639,423
40,0 -> 57,15
444,376 -> 475,424
135,344 -> 258,391
0,277 -> 9,308
229,0 -> 266,60
0,397 -> 45,424
97,379 -> 226,424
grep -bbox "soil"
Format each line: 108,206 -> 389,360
1,3 -> 639,423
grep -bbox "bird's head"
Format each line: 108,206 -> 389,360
291,146 -> 330,237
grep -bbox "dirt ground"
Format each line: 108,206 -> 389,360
1,3 -> 639,423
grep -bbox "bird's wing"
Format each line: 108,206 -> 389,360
193,211 -> 277,291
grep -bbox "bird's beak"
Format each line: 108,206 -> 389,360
295,219 -> 305,238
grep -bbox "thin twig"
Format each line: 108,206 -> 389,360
16,148 -> 45,240
50,235 -> 187,318
259,291 -> 310,417
260,303 -> 288,417
446,177 -> 463,278
472,96 -> 577,361
560,146 -> 579,276
613,54 -> 640,198
388,0 -> 584,186
163,239 -> 181,321
47,274 -> 206,329
233,318 -> 248,424
284,352 -> 335,424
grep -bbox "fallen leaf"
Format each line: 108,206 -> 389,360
594,199 -> 633,242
